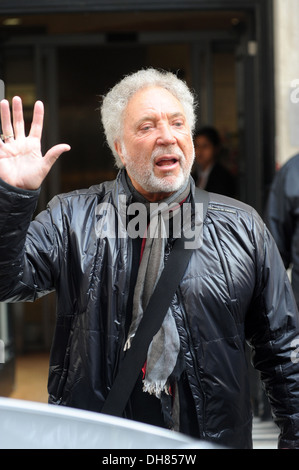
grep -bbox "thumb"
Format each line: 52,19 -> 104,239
43,144 -> 71,169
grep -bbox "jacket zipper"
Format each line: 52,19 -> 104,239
112,235 -> 132,382
177,287 -> 206,438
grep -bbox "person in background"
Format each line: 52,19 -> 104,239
266,153 -> 299,308
193,126 -> 236,197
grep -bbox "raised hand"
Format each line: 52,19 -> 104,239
0,96 -> 70,190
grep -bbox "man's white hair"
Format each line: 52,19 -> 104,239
100,68 -> 197,169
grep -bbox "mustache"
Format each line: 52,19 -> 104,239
151,146 -> 186,163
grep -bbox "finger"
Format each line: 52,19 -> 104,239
12,96 -> 25,139
43,144 -> 71,171
29,100 -> 44,140
0,99 -> 14,142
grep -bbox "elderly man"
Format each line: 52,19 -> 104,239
0,69 -> 299,449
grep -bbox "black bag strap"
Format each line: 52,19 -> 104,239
101,188 -> 209,417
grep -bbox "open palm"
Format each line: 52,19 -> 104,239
0,97 -> 70,190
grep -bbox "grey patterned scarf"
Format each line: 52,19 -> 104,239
124,175 -> 191,399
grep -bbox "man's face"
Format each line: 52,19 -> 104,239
194,135 -> 216,171
115,86 -> 195,201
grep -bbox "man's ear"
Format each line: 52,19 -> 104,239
114,140 -> 126,167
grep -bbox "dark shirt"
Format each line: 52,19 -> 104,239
125,233 -> 166,429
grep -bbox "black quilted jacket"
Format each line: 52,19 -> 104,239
1,170 -> 299,449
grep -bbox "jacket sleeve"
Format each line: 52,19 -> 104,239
0,178 -> 63,302
246,210 -> 299,449
265,165 -> 296,269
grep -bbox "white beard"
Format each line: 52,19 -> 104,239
122,144 -> 194,194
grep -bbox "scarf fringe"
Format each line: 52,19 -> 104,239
142,380 -> 170,399
123,336 -> 134,351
